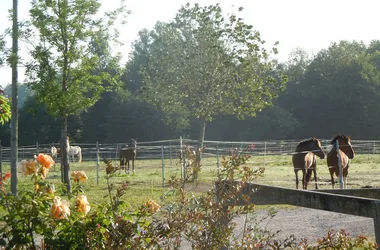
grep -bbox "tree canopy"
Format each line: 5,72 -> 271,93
131,3 -> 287,148
23,0 -> 128,192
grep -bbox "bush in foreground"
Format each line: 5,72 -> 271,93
0,150 -> 377,249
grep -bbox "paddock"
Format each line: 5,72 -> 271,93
1,138 -> 380,246
0,138 -> 380,188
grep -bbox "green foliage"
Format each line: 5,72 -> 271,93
0,91 -> 11,125
131,3 -> 286,144
103,95 -> 178,142
25,0 -> 128,118
19,96 -> 82,145
301,229 -> 378,249
274,40 -> 380,139
0,151 -> 377,249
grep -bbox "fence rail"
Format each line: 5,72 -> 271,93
0,138 -> 379,164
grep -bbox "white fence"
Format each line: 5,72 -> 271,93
0,138 -> 379,164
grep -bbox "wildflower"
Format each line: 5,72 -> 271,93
35,183 -> 55,194
2,172 -> 11,180
144,199 -> 160,214
51,196 -> 70,219
71,171 -> 88,183
76,194 -> 91,215
35,153 -> 55,169
20,160 -> 38,176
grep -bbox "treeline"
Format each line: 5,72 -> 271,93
1,40 -> 379,146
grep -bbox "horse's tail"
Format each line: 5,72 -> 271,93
79,148 -> 82,163
305,169 -> 313,184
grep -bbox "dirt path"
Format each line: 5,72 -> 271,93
235,206 -> 375,244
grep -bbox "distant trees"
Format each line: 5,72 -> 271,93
278,41 -> 380,139
5,2 -> 380,145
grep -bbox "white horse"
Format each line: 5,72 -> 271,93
51,146 -> 58,158
69,146 -> 82,163
65,136 -> 82,163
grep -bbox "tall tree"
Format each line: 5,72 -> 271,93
135,4 -> 286,155
10,0 -> 19,194
25,0 -> 127,192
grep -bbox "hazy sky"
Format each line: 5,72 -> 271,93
0,0 -> 379,87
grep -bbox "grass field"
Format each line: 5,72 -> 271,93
2,153 -> 380,208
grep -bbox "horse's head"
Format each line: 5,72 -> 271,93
296,137 -> 325,159
331,135 -> 354,159
311,137 -> 325,159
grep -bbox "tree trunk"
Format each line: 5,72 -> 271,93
10,0 -> 18,195
60,115 -> 71,193
197,117 -> 206,163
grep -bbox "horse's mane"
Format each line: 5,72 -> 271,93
295,137 -> 317,151
330,135 -> 350,145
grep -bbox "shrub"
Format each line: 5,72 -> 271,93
0,150 -> 377,249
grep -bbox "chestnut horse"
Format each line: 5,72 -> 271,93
293,137 -> 325,190
120,139 -> 137,174
327,135 -> 354,189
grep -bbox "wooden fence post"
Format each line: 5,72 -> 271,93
372,200 -> 380,249
96,142 -> 99,185
161,145 -> 165,188
216,143 -> 220,178
169,141 -> 172,165
180,136 -> 184,179
264,141 -> 267,166
336,140 -> 344,189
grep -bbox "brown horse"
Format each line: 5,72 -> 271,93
327,135 -> 354,189
120,139 -> 137,174
293,137 -> 325,190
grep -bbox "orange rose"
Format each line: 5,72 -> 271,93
71,171 -> 88,183
76,194 -> 91,215
144,199 -> 161,214
35,154 -> 55,169
20,160 -> 38,176
51,196 -> 70,219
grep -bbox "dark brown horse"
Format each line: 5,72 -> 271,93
293,137 -> 325,190
327,135 -> 354,189
120,139 -> 137,174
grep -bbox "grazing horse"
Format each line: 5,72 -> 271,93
51,146 -> 58,158
66,136 -> 82,163
293,137 -> 325,190
120,139 -> 137,174
69,146 -> 82,163
327,135 -> 354,189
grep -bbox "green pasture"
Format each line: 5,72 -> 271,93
2,153 -> 380,208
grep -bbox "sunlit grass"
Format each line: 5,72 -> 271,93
3,153 -> 380,209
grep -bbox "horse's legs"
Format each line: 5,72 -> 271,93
302,169 -> 306,190
313,168 -> 318,190
329,168 -> 335,189
132,159 -> 135,174
343,167 -> 349,189
126,160 -> 130,175
294,170 -> 299,189
120,157 -> 125,171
